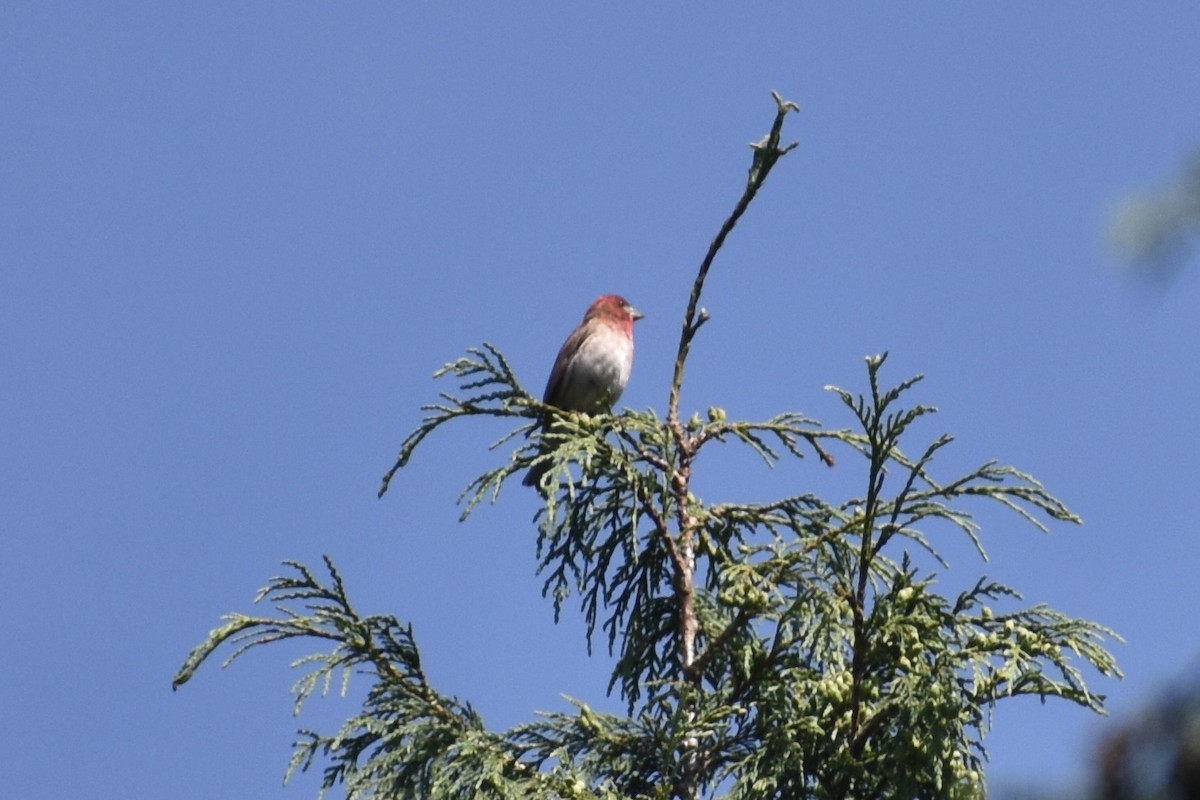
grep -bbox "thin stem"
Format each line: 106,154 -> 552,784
664,92 -> 801,800
667,92 -> 801,433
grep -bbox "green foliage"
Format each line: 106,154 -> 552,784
175,94 -> 1121,800
1111,151 -> 1200,279
1091,671 -> 1200,799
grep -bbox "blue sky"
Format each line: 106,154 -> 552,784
4,4 -> 1199,798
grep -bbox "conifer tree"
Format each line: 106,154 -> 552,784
174,93 -> 1120,800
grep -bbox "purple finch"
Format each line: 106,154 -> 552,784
523,294 -> 644,489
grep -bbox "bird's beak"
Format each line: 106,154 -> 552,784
629,306 -> 645,321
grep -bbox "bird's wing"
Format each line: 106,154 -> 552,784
542,323 -> 591,406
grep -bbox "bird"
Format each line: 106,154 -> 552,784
523,294 -> 644,490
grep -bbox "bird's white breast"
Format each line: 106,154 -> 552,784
557,324 -> 633,413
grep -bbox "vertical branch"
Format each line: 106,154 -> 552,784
847,429 -> 885,759
666,91 -> 802,433
838,356 -> 892,799
665,91 -> 801,800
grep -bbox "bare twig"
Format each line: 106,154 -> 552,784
666,91 -> 801,800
